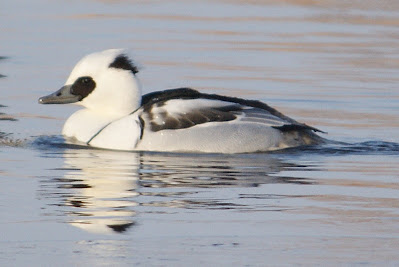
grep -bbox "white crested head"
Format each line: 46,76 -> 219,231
64,49 -> 142,116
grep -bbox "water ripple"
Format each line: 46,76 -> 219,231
275,141 -> 399,156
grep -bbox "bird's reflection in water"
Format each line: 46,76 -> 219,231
138,152 -> 313,211
42,148 -> 140,234
40,145 -> 314,234
139,152 -> 311,189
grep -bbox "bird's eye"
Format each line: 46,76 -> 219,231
81,78 -> 90,84
70,76 -> 96,98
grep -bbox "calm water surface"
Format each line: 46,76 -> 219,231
1,0 -> 399,265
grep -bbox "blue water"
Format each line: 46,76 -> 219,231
1,0 -> 399,266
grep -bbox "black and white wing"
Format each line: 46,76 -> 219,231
139,88 -> 323,133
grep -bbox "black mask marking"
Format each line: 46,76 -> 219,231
70,76 -> 96,100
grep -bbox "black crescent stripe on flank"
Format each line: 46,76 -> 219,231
109,54 -> 139,74
140,87 -> 324,133
87,118 -> 144,145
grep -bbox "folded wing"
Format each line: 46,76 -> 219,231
139,88 -> 323,133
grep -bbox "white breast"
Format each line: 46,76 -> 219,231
62,109 -> 142,150
62,109 -> 118,143
87,114 -> 142,150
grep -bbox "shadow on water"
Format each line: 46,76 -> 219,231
0,56 -> 6,78
0,105 -> 17,122
0,105 -> 19,144
31,135 -> 399,234
0,56 -> 20,144
0,105 -> 21,146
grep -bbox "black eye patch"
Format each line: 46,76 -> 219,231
71,76 -> 96,100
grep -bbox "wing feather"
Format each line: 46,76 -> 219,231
139,88 -> 324,133
141,99 -> 295,132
